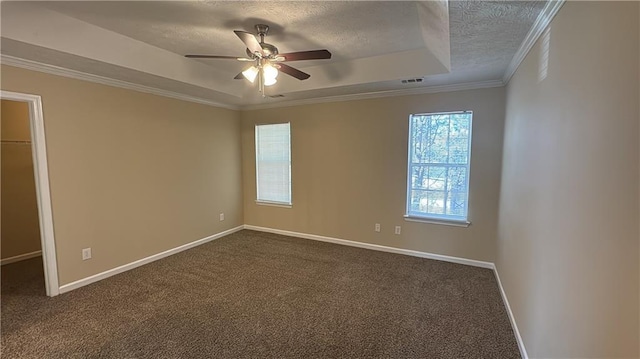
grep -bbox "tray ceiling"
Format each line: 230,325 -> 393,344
1,1 -> 547,108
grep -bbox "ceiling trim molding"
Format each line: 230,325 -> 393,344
502,0 -> 566,84
1,56 -> 506,112
0,55 -> 240,110
242,79 -> 505,111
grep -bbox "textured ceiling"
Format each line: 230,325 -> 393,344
34,1 -> 428,71
1,1 -> 548,107
450,1 -> 546,77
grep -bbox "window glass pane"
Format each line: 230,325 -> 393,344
410,190 -> 446,215
426,116 -> 450,164
411,165 -> 448,191
447,166 -> 467,192
406,112 -> 472,221
256,123 -> 291,204
450,116 -> 470,139
448,138 -> 469,164
447,192 -> 467,217
410,116 -> 429,163
427,166 -> 446,190
410,165 -> 426,189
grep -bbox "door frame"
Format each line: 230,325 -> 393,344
1,90 -> 59,296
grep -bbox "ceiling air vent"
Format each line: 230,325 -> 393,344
269,94 -> 285,98
401,78 -> 424,84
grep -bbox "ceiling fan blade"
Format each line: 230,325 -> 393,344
234,30 -> 264,57
186,55 -> 254,62
185,55 -> 245,60
234,72 -> 245,80
279,49 -> 332,62
278,64 -> 311,80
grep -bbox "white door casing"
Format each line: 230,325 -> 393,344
1,90 -> 59,296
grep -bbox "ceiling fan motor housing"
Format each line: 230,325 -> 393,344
246,42 -> 278,58
246,24 -> 279,58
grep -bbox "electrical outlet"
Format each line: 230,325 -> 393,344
82,248 -> 92,261
395,226 -> 401,235
375,223 -> 381,232
219,213 -> 225,221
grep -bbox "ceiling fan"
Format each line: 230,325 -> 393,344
185,24 -> 332,97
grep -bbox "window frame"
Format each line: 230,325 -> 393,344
404,111 -> 473,227
255,122 -> 292,207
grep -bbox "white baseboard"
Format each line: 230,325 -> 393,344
58,225 -> 244,294
243,225 -> 494,269
492,264 -> 529,359
1,250 -> 42,265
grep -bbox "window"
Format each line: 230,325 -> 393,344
255,123 -> 291,205
406,111 -> 472,223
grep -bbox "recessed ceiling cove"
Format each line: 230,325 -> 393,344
0,1 -> 546,107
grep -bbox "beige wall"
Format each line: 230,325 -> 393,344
1,99 -> 42,259
242,88 -> 505,262
1,65 -> 244,285
497,2 -> 639,357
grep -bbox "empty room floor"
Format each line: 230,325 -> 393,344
1,230 -> 519,358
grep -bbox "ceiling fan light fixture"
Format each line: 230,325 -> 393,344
263,63 -> 279,80
242,66 -> 259,83
185,23 -> 331,98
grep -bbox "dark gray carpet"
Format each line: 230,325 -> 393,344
1,230 -> 520,358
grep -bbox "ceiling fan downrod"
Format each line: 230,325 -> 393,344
255,24 -> 269,44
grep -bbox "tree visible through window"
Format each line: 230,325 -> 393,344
406,112 -> 472,221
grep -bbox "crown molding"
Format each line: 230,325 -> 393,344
241,79 -> 505,111
502,0 -> 566,84
0,55 -> 240,110
1,55 -> 505,113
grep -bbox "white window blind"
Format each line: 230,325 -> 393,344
255,123 -> 291,205
406,112 -> 472,221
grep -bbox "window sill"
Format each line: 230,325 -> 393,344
403,215 -> 471,228
255,200 -> 292,209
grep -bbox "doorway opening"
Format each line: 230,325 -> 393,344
0,91 -> 58,296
